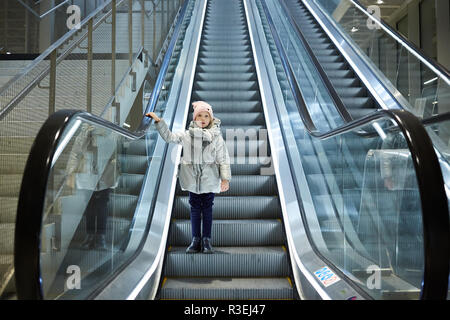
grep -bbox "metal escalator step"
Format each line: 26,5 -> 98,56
169,219 -> 285,246
320,62 -> 348,71
335,87 -> 367,97
164,246 -> 289,277
195,72 -> 256,82
196,64 -> 254,73
325,69 -> 354,79
309,42 -> 334,50
201,39 -> 250,47
0,174 -> 26,197
0,137 -> 34,154
193,90 -> 260,101
160,277 -> 294,300
199,50 -> 251,59
175,175 -> 277,196
173,195 -> 280,219
123,137 -> 154,156
194,80 -> 257,91
203,34 -> 248,41
108,194 -> 139,218
0,154 -> 28,174
117,174 -> 145,195
0,197 -> 18,224
220,125 -> 266,135
342,97 -> 374,109
203,27 -> 246,34
0,223 -> 15,254
118,154 -> 149,174
316,55 -> 343,63
201,44 -> 250,52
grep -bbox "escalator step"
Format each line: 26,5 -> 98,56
169,219 -> 285,246
165,246 -> 289,277
173,195 -> 280,219
160,277 -> 294,300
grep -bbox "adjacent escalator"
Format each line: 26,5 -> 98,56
257,0 -> 449,299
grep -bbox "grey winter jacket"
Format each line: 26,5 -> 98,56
155,118 -> 231,194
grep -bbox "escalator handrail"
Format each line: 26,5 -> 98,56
350,0 -> 450,84
13,0 -> 190,300
261,0 -> 449,299
278,0 -> 353,123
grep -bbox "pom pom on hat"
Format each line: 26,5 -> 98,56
192,101 -> 213,120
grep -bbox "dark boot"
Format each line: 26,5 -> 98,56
202,237 -> 214,254
95,234 -> 107,251
80,234 -> 96,250
186,237 -> 201,254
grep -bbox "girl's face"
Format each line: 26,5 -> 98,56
195,111 -> 211,128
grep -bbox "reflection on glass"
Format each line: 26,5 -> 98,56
41,120 -> 150,299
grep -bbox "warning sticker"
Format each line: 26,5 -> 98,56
314,266 -> 341,287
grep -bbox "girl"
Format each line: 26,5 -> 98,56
146,101 -> 231,254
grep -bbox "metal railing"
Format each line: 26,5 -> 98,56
15,0 -> 71,19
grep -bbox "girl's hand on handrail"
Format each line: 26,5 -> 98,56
145,112 -> 161,123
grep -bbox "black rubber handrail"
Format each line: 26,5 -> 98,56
13,0 -> 190,300
261,0 -> 449,299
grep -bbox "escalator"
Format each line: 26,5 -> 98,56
12,0 -> 449,300
159,0 -> 294,300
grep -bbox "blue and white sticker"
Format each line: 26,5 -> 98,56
314,266 -> 340,287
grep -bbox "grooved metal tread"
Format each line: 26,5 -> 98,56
161,277 -> 293,300
165,246 -> 289,277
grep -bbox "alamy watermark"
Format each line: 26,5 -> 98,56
66,265 -> 81,290
366,264 -> 381,290
66,5 -> 81,30
366,5 -> 382,30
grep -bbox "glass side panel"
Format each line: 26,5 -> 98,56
41,114 -> 160,300
258,0 -> 425,299
38,0 -> 195,299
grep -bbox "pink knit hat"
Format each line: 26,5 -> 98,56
192,101 -> 214,121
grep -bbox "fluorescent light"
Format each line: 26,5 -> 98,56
423,77 -> 438,85
351,26 -> 359,32
123,123 -> 131,128
376,0 -> 384,4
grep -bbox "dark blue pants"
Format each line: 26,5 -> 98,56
188,192 -> 214,239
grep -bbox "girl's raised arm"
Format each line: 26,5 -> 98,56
146,112 -> 185,144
